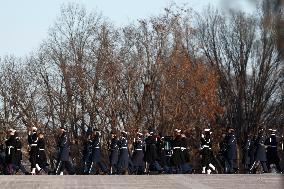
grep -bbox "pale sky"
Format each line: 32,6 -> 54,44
0,0 -> 254,57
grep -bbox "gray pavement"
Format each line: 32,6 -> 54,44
0,174 -> 283,189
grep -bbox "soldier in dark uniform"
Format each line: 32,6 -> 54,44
14,131 -> 29,175
200,128 -> 216,174
242,133 -> 254,173
160,136 -> 173,173
144,128 -> 162,173
180,132 -> 192,173
108,130 -> 119,174
82,132 -> 93,174
88,130 -> 108,174
131,132 -> 145,175
171,129 -> 183,173
250,128 -> 268,173
55,126 -> 74,175
28,126 -> 38,175
265,129 -> 281,173
117,131 -> 129,174
217,133 -> 227,173
36,132 -> 49,174
5,129 -> 17,174
224,128 -> 238,173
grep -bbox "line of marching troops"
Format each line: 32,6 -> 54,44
0,125 -> 283,175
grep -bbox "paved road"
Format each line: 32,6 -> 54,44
0,174 -> 283,189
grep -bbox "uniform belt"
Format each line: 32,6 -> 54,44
135,149 -> 143,151
181,147 -> 187,150
94,147 -> 100,149
17,149 -> 21,151
201,145 -> 211,150
39,149 -> 45,151
30,144 -> 37,147
7,146 -> 14,155
173,147 -> 180,149
120,147 -> 127,149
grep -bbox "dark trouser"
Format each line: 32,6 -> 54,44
149,161 -> 162,172
225,159 -> 235,173
110,163 -> 118,174
55,160 -> 75,175
15,162 -> 28,174
244,163 -> 251,173
174,165 -> 182,174
6,163 -> 15,175
83,161 -> 91,174
181,163 -> 192,174
29,149 -> 37,169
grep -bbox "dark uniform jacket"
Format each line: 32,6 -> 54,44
171,135 -> 183,166
144,135 -> 158,163
5,136 -> 16,164
255,134 -> 267,161
225,133 -> 237,160
181,136 -> 189,163
57,132 -> 70,161
91,136 -> 101,163
37,138 -> 47,165
108,137 -> 119,165
14,137 -> 23,165
117,136 -> 129,170
200,135 -> 213,165
265,134 -> 280,164
132,138 -> 144,166
83,139 -> 93,163
28,133 -> 38,160
242,138 -> 254,165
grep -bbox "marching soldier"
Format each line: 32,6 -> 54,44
265,129 -> 281,173
131,132 -> 145,175
160,136 -> 173,173
218,133 -> 227,172
117,131 -> 129,174
28,126 -> 38,175
200,128 -> 216,174
55,126 -> 74,175
242,133 -> 254,173
82,131 -> 93,174
144,128 -> 161,173
36,132 -> 49,174
108,130 -> 119,174
14,131 -> 29,175
88,130 -> 108,174
224,128 -> 238,173
250,127 -> 268,173
5,129 -> 17,174
171,129 -> 183,173
180,132 -> 191,173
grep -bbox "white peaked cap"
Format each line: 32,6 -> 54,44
9,129 -> 16,135
268,129 -> 277,132
174,129 -> 181,133
137,132 -> 143,136
9,128 -> 16,133
32,127 -> 37,131
204,128 -> 211,132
